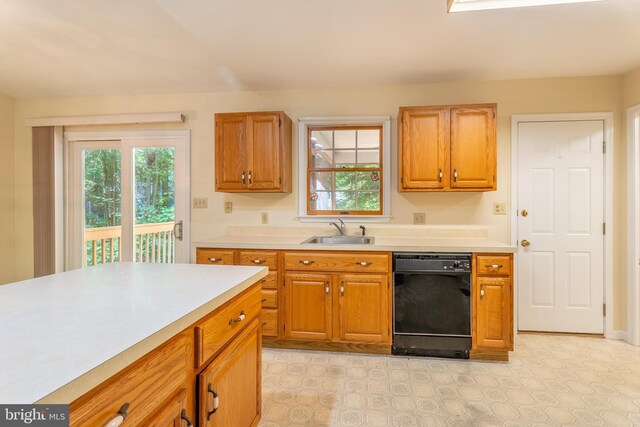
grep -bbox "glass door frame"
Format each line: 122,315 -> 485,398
64,130 -> 190,269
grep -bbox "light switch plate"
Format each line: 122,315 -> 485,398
224,201 -> 233,213
193,197 -> 208,209
493,202 -> 507,215
413,212 -> 426,225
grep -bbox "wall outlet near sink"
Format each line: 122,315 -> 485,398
224,201 -> 233,213
413,212 -> 426,225
493,202 -> 507,215
193,197 -> 208,209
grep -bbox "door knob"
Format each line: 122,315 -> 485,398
521,209 -> 528,217
521,239 -> 531,247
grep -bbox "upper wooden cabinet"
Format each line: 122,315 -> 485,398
215,111 -> 292,193
398,103 -> 496,192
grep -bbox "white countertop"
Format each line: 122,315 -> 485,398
194,234 -> 515,253
0,263 -> 267,404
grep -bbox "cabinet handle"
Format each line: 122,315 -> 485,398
207,384 -> 219,420
251,259 -> 266,264
241,170 -> 246,184
340,281 -> 344,296
480,284 -> 485,300
355,261 -> 372,267
229,311 -> 246,325
248,170 -> 252,184
180,409 -> 193,427
485,264 -> 503,269
104,403 -> 129,427
262,298 -> 268,303
207,257 -> 222,262
453,169 -> 458,182
299,260 -> 315,265
438,168 -> 443,182
325,281 -> 330,295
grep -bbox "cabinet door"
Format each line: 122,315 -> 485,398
284,273 -> 332,341
215,114 -> 247,191
450,105 -> 496,189
247,113 -> 281,190
399,108 -> 449,190
337,274 -> 390,343
474,277 -> 513,350
199,319 -> 261,427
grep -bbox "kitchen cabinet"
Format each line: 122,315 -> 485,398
472,253 -> 513,356
70,280 -> 263,427
196,248 -> 282,339
283,251 -> 392,346
198,319 -> 261,427
398,103 -> 496,192
284,272 -> 332,341
215,111 -> 292,193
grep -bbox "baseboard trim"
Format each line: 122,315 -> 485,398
608,330 -> 628,341
263,338 -> 391,355
469,349 -> 509,362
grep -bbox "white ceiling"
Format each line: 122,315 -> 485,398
0,0 -> 639,98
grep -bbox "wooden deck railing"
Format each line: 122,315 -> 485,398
84,222 -> 175,266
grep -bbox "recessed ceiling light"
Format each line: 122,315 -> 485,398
447,0 -> 604,13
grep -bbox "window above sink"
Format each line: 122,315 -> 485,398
297,116 -> 391,223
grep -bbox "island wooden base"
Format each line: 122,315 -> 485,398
263,337 -> 391,355
470,349 -> 510,361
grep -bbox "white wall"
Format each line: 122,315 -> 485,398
12,74 -> 628,328
0,93 -> 15,285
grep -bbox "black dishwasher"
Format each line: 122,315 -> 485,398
392,253 -> 472,358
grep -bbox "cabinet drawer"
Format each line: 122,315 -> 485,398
284,252 -> 389,273
476,255 -> 512,277
70,334 -> 188,426
260,271 -> 278,289
261,309 -> 278,337
195,284 -> 261,367
261,289 -> 278,308
238,250 -> 278,269
196,248 -> 235,265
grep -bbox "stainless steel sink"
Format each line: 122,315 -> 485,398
302,235 -> 375,245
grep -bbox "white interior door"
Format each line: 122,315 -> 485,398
517,120 -> 604,334
66,132 -> 190,269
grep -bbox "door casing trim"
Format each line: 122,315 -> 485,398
510,113 -> 614,339
627,105 -> 640,346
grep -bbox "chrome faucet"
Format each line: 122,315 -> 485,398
330,219 -> 346,236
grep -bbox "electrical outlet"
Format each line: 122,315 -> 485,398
493,202 -> 507,215
192,197 -> 208,209
413,212 -> 426,225
261,212 -> 269,224
224,201 -> 233,213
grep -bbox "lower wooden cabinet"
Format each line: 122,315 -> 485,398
284,273 -> 332,341
338,274 -> 389,343
284,271 -> 390,344
472,253 -> 514,355
199,319 -> 261,427
138,388 -> 189,427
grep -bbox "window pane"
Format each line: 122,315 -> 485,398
336,191 -> 356,210
310,191 -> 333,210
310,130 -> 333,150
357,149 -> 380,167
311,149 -> 333,168
357,191 -> 380,211
335,171 -> 356,191
334,130 -> 356,149
357,130 -> 380,149
310,171 -> 333,191
334,150 -> 356,167
356,171 -> 381,191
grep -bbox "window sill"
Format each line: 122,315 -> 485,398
298,215 -> 392,223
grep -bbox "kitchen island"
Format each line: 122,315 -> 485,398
0,262 -> 267,426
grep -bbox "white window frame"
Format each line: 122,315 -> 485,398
297,116 -> 391,222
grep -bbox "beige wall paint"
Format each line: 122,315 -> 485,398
13,75 -> 627,329
623,66 -> 640,108
0,93 -> 15,285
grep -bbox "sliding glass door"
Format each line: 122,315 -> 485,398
66,132 -> 189,269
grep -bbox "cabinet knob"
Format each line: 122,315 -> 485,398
207,384 -> 219,420
299,260 -> 315,265
453,169 -> 458,182
207,257 -> 221,262
355,261 -> 372,267
252,259 -> 266,264
181,409 -> 193,427
480,284 -> 485,300
248,170 -> 252,184
438,168 -> 443,182
325,281 -> 330,295
105,403 -> 129,427
340,281 -> 345,296
485,264 -> 503,269
241,170 -> 246,184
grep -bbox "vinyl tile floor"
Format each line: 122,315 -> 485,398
260,334 -> 640,426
